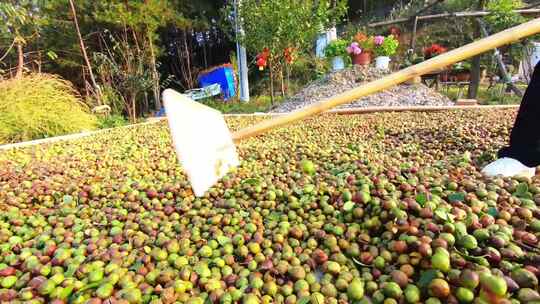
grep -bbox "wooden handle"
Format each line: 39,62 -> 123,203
232,18 -> 540,142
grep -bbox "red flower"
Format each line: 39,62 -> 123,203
261,48 -> 270,59
256,48 -> 270,70
256,57 -> 267,70
424,44 -> 447,58
283,47 -> 296,64
389,26 -> 401,38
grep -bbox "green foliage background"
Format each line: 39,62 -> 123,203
0,0 -> 537,128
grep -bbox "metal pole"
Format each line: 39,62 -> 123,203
234,0 -> 250,102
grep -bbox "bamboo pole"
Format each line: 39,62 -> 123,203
232,18 -> 540,142
367,9 -> 540,28
525,1 -> 540,9
415,0 -> 445,16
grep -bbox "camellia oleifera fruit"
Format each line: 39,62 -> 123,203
0,109 -> 538,303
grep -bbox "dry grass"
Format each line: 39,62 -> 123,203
0,73 -> 97,144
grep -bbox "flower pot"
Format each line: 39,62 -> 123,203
332,56 -> 345,71
455,71 -> 471,82
352,52 -> 371,65
440,72 -> 449,82
375,56 -> 391,70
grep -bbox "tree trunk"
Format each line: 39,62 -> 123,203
15,41 -> 23,78
148,33 -> 161,110
280,66 -> 286,98
126,102 -> 132,122
37,50 -> 42,73
410,16 -> 419,52
129,94 -> 137,122
178,29 -> 195,90
468,57 -> 482,99
286,63 -> 291,96
131,29 -> 141,53
363,0 -> 367,14
69,0 -> 102,105
185,31 -> 194,89
144,92 -> 149,114
269,60 -> 275,105
82,68 -> 88,98
468,0 -> 486,99
203,41 -> 208,68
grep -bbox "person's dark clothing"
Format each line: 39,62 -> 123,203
498,61 -> 540,167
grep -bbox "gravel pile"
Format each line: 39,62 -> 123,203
271,66 -> 454,113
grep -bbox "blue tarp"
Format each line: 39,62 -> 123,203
155,65 -> 236,116
156,107 -> 166,117
198,66 -> 236,101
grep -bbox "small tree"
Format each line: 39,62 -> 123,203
485,0 -> 526,33
68,0 -> 102,105
0,1 -> 40,78
228,0 -> 347,103
93,32 -> 153,122
95,0 -> 181,111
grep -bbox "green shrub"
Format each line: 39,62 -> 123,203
324,39 -> 349,58
97,114 -> 129,129
100,84 -> 125,115
374,35 -> 400,57
292,55 -> 330,83
200,95 -> 278,114
0,74 -> 97,144
486,0 -> 525,33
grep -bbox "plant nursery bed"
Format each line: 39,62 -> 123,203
0,108 -> 539,304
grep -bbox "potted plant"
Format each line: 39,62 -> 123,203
373,35 -> 399,70
451,62 -> 472,82
440,70 -> 450,82
346,42 -> 363,65
423,43 -> 447,59
400,55 -> 426,84
351,33 -> 374,65
422,44 -> 449,81
399,54 -> 424,69
325,39 -> 348,71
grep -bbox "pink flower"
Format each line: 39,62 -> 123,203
347,42 -> 363,55
374,36 -> 385,46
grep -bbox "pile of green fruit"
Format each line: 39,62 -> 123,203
0,109 -> 538,304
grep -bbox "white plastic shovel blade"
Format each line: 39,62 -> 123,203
163,89 -> 239,197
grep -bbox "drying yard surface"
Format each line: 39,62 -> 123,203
0,109 -> 539,304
